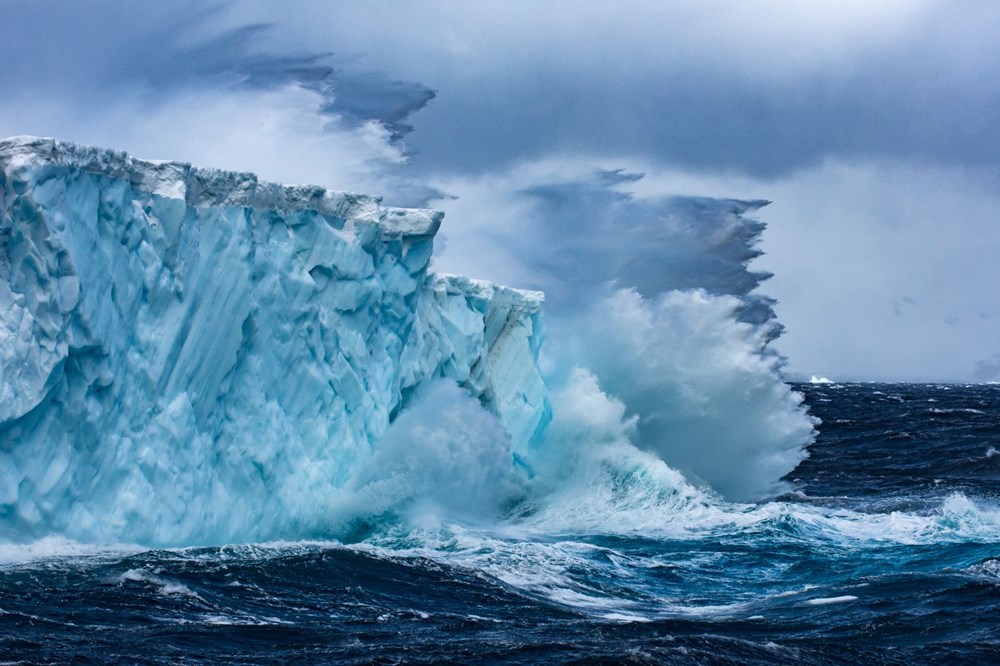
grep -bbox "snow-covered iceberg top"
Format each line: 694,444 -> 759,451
0,137 -> 548,546
0,135 -> 443,238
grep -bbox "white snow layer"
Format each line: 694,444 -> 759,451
0,137 -> 548,545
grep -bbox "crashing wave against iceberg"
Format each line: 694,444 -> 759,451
0,137 -> 814,547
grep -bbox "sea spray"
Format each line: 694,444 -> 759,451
434,170 -> 817,500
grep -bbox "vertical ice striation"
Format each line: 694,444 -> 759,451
0,137 -> 547,545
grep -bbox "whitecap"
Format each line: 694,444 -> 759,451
0,537 -> 146,566
805,595 -> 857,606
601,612 -> 652,623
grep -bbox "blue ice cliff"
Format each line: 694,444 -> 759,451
0,137 -> 547,545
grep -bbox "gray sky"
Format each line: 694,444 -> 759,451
1,0 -> 997,381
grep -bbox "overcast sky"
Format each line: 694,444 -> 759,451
1,0 -> 997,382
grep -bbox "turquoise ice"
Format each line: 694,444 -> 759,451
0,137 -> 548,545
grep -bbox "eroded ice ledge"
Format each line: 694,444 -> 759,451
0,135 -> 442,239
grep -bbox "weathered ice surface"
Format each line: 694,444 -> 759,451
0,137 -> 548,545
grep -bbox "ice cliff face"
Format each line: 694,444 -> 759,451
0,137 -> 548,545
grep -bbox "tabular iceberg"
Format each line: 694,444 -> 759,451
0,137 -> 548,545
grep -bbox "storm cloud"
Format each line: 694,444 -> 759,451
214,0 -> 1000,178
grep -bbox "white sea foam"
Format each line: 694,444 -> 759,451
601,612 -> 652,623
928,407 -> 986,415
963,558 -> 1000,583
773,585 -> 820,598
0,537 -> 147,566
805,595 -> 857,606
114,569 -> 203,600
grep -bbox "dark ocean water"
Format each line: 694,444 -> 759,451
2,383 -> 1000,664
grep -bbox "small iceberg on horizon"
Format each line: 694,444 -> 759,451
810,375 -> 835,385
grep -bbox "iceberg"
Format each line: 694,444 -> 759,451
0,137 -> 548,545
